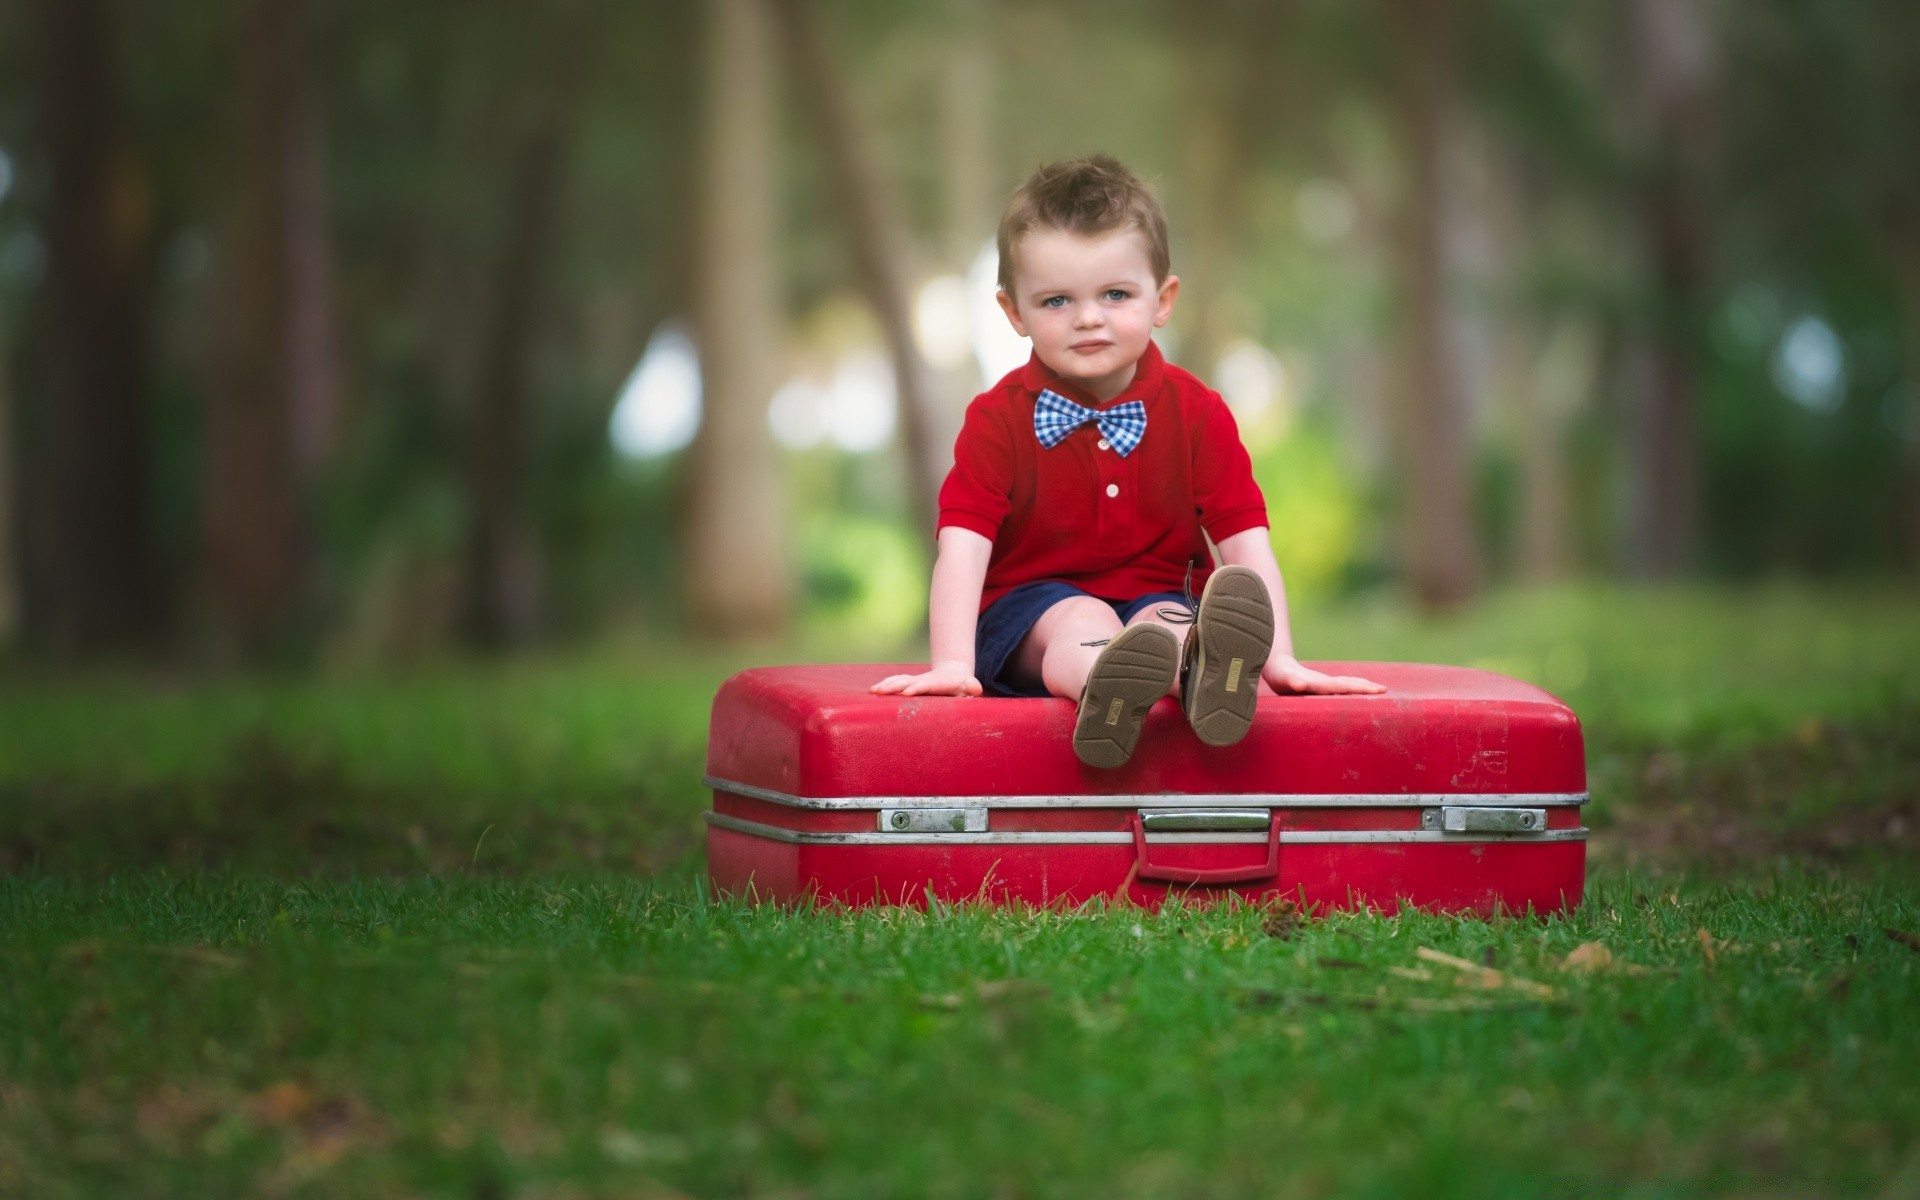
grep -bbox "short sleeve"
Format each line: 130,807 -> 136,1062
936,396 -> 1016,540
1191,390 -> 1268,542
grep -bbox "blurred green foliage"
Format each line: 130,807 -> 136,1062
2,0 -> 1917,660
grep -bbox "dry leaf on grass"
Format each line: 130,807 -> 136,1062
1558,941 -> 1661,976
1562,942 -> 1614,972
246,1080 -> 386,1180
1698,928 -> 1718,966
249,1081 -> 314,1126
1415,947 -> 1562,1000
1260,900 -> 1305,940
1886,929 -> 1920,954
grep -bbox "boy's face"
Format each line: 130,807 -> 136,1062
997,226 -> 1179,402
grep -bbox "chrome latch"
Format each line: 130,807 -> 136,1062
878,808 -> 987,833
1421,806 -> 1547,834
1138,808 -> 1271,832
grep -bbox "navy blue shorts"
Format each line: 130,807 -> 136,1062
975,581 -> 1192,698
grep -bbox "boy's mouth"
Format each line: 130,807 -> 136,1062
1070,339 -> 1113,353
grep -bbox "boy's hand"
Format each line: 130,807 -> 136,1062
1262,655 -> 1386,696
871,661 -> 984,697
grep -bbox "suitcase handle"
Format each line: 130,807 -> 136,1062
1130,810 -> 1281,886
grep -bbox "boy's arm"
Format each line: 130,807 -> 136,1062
871,527 -> 994,697
1212,528 -> 1386,696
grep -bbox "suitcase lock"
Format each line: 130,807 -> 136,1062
877,808 -> 988,833
1131,809 -> 1280,886
1420,806 -> 1548,833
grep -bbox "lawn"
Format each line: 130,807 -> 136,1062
2,586 -> 1918,1197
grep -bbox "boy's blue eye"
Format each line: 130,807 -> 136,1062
1043,296 -> 1068,308
1105,289 -> 1131,302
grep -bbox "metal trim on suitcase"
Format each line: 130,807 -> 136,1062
704,811 -> 1590,845
703,775 -> 1588,811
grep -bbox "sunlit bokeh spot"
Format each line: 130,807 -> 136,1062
768,379 -> 828,450
823,349 -> 896,453
1216,342 -> 1292,449
1772,315 -> 1847,413
1294,179 -> 1355,243
609,323 -> 701,459
969,240 -> 1030,385
914,275 -> 973,371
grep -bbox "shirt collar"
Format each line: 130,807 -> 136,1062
1020,339 -> 1166,410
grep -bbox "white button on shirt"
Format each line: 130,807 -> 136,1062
1097,438 -> 1111,451
1105,483 -> 1119,498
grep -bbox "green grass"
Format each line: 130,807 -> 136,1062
5,876 -> 1919,1197
2,585 -> 1918,1196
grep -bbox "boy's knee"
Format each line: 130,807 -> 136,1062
1127,602 -> 1193,632
1039,595 -> 1123,638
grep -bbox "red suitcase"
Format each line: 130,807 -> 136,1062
704,662 -> 1587,914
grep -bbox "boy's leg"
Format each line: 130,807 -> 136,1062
1007,595 -> 1124,700
1011,594 -> 1181,767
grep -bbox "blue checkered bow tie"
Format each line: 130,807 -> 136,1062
1033,389 -> 1147,456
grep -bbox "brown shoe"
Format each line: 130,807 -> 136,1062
1073,623 -> 1180,769
1180,565 -> 1275,747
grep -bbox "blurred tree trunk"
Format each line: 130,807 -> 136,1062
1180,97 -> 1234,383
930,27 -> 993,460
461,73 -> 582,650
1519,320 -> 1600,582
0,319 -> 16,646
773,0 -> 941,537
1878,8 -> 1920,575
1624,0 -> 1712,578
1480,147 -> 1583,584
286,70 -> 339,478
940,32 -> 993,273
203,0 -> 334,657
684,0 -> 791,636
1898,252 -> 1920,571
37,0 -> 164,653
1176,0 -> 1291,381
1389,0 -> 1481,610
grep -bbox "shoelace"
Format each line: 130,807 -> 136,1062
1079,561 -> 1201,648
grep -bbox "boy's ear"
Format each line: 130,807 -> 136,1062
1153,275 -> 1180,328
995,288 -> 1028,338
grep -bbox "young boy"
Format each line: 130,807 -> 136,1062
873,156 -> 1383,767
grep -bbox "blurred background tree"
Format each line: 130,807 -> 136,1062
0,0 -> 1915,664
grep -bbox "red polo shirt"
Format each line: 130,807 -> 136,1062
937,340 -> 1269,611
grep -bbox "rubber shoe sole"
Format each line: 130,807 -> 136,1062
1182,565 -> 1275,747
1073,623 -> 1180,769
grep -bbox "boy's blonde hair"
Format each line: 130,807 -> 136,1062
996,156 -> 1170,295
